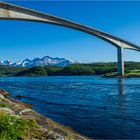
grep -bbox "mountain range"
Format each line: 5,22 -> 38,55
0,56 -> 76,68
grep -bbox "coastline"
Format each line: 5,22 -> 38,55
103,72 -> 140,78
0,89 -> 90,140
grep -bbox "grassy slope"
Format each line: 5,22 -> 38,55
104,70 -> 140,78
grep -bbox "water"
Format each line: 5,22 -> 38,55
0,76 -> 139,139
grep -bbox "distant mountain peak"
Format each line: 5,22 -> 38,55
0,56 -> 77,68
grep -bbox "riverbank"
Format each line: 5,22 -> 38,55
104,70 -> 140,78
0,89 -> 89,140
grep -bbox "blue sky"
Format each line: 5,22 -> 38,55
0,1 -> 140,62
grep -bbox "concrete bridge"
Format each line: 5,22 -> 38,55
0,2 -> 140,76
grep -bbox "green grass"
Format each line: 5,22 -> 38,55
104,70 -> 140,78
0,113 -> 40,140
125,73 -> 140,77
0,103 -> 9,108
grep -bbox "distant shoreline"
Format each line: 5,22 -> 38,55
0,62 -> 139,78
0,75 -> 140,79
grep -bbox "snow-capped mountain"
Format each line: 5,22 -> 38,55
0,56 -> 76,67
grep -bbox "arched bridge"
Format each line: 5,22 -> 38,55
0,2 -> 140,76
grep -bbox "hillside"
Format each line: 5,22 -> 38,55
0,65 -> 27,76
0,62 -> 139,77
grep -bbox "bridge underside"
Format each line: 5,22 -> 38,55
0,2 -> 140,76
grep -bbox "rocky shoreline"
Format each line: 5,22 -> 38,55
0,89 -> 90,140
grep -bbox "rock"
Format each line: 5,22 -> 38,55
15,95 -> 23,99
17,108 -> 34,116
0,94 -> 5,100
10,98 -> 32,109
0,108 -> 15,115
0,89 -> 11,97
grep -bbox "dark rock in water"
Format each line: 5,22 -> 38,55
15,95 -> 23,99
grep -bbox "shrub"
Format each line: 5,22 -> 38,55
0,113 -> 39,140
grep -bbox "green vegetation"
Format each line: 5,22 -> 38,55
15,66 -> 62,76
0,65 -> 26,76
56,64 -> 96,76
0,61 -> 140,77
104,69 -> 140,77
16,66 -> 48,76
0,103 -> 9,108
128,70 -> 140,77
15,63 -> 118,76
0,113 -> 39,140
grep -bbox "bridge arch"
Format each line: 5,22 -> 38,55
0,2 -> 140,76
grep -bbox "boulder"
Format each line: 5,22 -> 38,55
0,89 -> 11,97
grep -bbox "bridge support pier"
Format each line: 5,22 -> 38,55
117,47 -> 124,76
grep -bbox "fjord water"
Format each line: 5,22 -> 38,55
0,76 -> 139,139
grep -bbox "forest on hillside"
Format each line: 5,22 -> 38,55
0,62 -> 140,77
